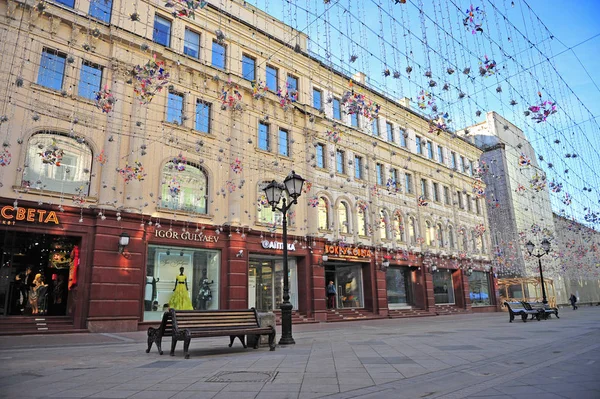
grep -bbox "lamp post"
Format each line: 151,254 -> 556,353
263,170 -> 304,345
525,238 -> 551,305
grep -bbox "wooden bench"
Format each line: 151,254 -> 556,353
504,301 -> 541,322
522,301 -> 559,320
146,308 -> 276,359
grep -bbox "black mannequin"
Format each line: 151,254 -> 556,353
197,275 -> 214,310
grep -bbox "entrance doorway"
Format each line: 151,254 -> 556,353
248,257 -> 297,312
325,264 -> 364,308
0,231 -> 78,317
386,267 -> 413,308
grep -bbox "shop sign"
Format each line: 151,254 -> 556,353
154,229 -> 219,242
261,240 -> 296,251
0,205 -> 60,225
324,244 -> 372,259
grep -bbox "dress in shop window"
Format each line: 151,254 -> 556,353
169,268 -> 194,310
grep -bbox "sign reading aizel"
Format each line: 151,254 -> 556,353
324,244 -> 372,259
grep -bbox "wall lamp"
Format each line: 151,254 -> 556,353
430,265 -> 438,272
118,232 -> 130,254
465,267 -> 473,276
382,259 -> 390,269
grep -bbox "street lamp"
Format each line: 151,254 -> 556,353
525,239 -> 551,305
263,170 -> 304,345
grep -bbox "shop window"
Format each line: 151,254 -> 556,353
334,265 -> 364,308
433,269 -> 455,304
317,197 -> 329,230
380,210 -> 391,240
160,162 -> 208,214
144,245 -> 220,321
249,258 -> 298,311
37,48 -> 67,91
357,206 -> 367,236
394,212 -> 405,242
468,271 -> 491,306
386,267 -> 411,307
258,182 -> 284,226
338,201 -> 350,233
23,132 -> 92,195
78,61 -> 103,100
89,0 -> 112,23
408,217 -> 417,244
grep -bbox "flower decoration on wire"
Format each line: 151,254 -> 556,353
463,4 -> 485,34
219,79 -> 244,111
251,80 -> 268,100
562,192 -> 572,206
478,55 -> 497,77
303,181 -> 312,194
164,0 -> 207,19
168,178 -> 181,198
325,125 -> 342,143
370,185 -> 381,199
549,180 -> 562,193
257,194 -> 269,211
276,83 -> 298,111
530,173 -> 546,192
584,212 -> 599,224
308,196 -> 319,208
417,90 -> 434,111
474,224 -> 486,237
343,81 -> 381,121
428,113 -> 450,136
457,226 -> 466,236
472,178 -> 485,198
515,184 -> 526,194
474,160 -> 489,177
531,224 -> 541,235
117,161 -> 147,183
94,85 -> 116,113
417,195 -> 428,207
518,153 -> 531,167
225,180 -> 236,193
132,56 -> 170,104
39,139 -> 64,166
95,149 -> 108,166
528,92 -> 557,123
72,186 -> 86,206
416,237 -> 425,245
386,177 -> 400,193
357,199 -> 368,212
0,149 -> 11,166
230,158 -> 243,174
171,152 -> 186,171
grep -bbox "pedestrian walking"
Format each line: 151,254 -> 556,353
569,293 -> 578,310
326,281 -> 336,309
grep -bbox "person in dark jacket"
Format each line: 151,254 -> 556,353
326,281 -> 336,309
569,294 -> 578,310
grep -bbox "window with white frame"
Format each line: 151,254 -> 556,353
386,122 -> 394,142
336,150 -> 345,174
153,15 -> 171,47
161,162 -> 208,214
258,122 -> 270,151
184,29 -> 200,58
195,100 -> 211,133
354,155 -> 364,179
166,91 -> 184,125
278,128 -> 289,157
318,197 -> 329,230
315,143 -> 326,168
37,48 -> 67,91
338,201 -> 350,233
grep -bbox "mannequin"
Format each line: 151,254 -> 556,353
145,276 -> 159,311
168,267 -> 193,310
197,274 -> 214,310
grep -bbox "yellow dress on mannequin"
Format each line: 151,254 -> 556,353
169,274 -> 194,310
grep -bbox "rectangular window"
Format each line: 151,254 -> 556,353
336,150 -> 345,174
78,61 -> 102,100
258,122 -> 269,151
55,0 -> 74,7
242,54 -> 256,81
316,143 -> 326,168
451,151 -> 457,169
332,97 -> 341,120
153,15 -> 171,47
372,118 -> 380,136
427,141 -> 434,159
376,163 -> 384,185
351,113 -> 359,128
89,0 -> 112,23
457,191 -> 463,209
37,48 -> 66,91
415,136 -> 422,154
468,271 -> 491,306
405,173 -> 413,194
313,88 -> 322,110
278,128 -> 289,157
469,160 -> 474,176
443,186 -> 450,205
460,156 -> 466,173
266,65 -> 278,91
390,168 -> 398,185
437,146 -> 444,164
287,75 -> 298,92
420,179 -> 429,199
195,100 -> 211,133
166,91 -> 184,125
432,182 -> 439,202
386,122 -> 394,142
466,194 -> 472,212
475,198 -> 481,214
399,129 -> 407,147
354,155 -> 363,179
211,41 -> 226,69
183,29 -> 200,59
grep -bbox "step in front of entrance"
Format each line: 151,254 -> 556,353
326,308 -> 385,322
0,316 -> 84,336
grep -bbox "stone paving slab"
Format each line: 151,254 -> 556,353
0,308 -> 599,398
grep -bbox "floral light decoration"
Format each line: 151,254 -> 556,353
417,90 -> 434,111
370,185 -> 381,199
530,224 -> 541,235
478,55 -> 497,77
529,173 -> 546,192
562,192 -> 572,206
428,114 -> 449,136
72,186 -> 86,206
472,178 -> 485,198
132,57 -> 170,104
342,81 -> 381,121
219,79 -> 244,111
94,85 -> 116,113
357,199 -> 368,212
474,160 -> 489,176
251,80 -> 268,100
225,180 -> 236,193
171,152 -> 186,171
0,149 -> 11,166
528,92 -> 557,123
584,212 -> 599,224
386,177 -> 400,193
303,181 -> 312,194
230,158 -> 243,174
39,139 -> 64,166
549,180 -> 563,193
515,184 -> 526,194
308,196 -> 319,208
416,237 -> 425,245
276,83 -> 298,111
474,224 -> 486,237
168,177 -> 181,198
518,153 -> 531,167
95,150 -> 108,165
326,125 -> 342,143
257,194 -> 269,211
164,0 -> 207,19
463,4 -> 485,34
117,161 -> 147,183
417,195 -> 428,207
457,226 -> 466,236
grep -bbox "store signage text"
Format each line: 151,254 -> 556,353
0,206 -> 60,225
325,244 -> 372,259
154,229 -> 219,242
261,240 -> 296,251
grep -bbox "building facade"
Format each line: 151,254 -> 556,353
0,0 -> 496,332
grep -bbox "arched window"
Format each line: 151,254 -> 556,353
409,217 -> 417,244
481,234 -> 486,253
394,212 -> 405,242
23,132 -> 93,195
257,181 -> 284,225
437,224 -> 444,247
161,162 -> 208,214
462,229 -> 468,251
317,197 -> 329,230
448,226 -> 455,249
425,221 -> 433,246
380,210 -> 391,240
357,206 -> 367,236
471,231 -> 477,252
338,201 -> 350,233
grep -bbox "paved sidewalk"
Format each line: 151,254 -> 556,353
0,307 -> 599,399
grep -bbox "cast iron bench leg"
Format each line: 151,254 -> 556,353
268,331 -> 276,351
156,332 -> 164,355
170,336 -> 178,356
509,312 -> 514,323
183,331 -> 192,360
146,327 -> 157,353
521,313 -> 528,322
228,335 -> 235,347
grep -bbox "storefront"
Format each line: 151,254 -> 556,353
385,266 -> 413,308
248,256 -> 298,311
433,268 -> 456,305
323,244 -> 371,309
